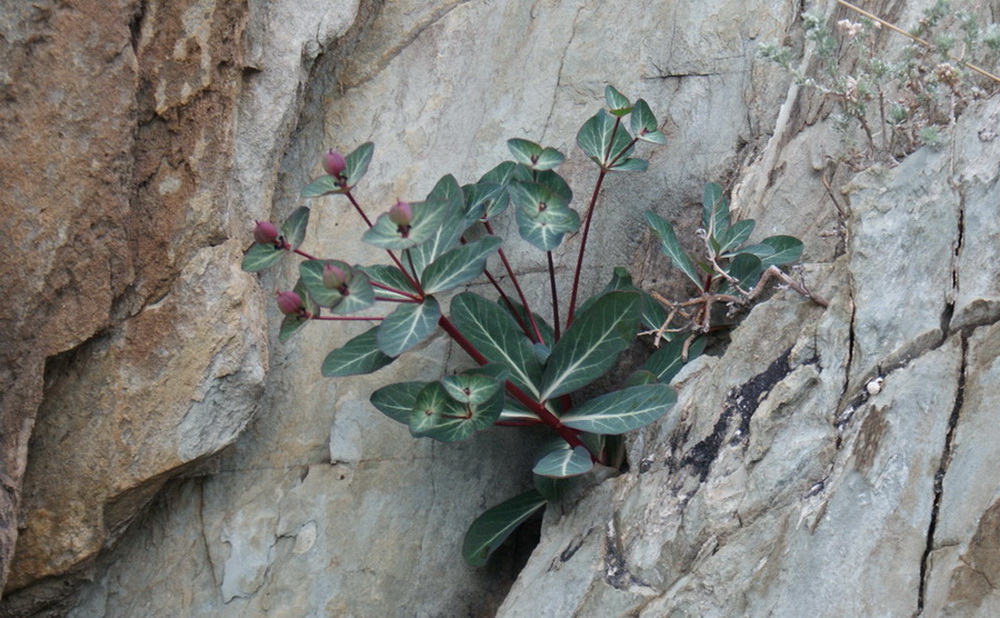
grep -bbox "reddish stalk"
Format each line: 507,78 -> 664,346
546,251 -> 561,340
436,315 -> 590,455
485,269 -> 535,341
370,280 -> 421,301
566,169 -> 607,327
344,189 -> 420,292
484,221 -> 544,343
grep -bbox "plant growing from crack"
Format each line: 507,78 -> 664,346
642,182 -> 827,358
760,0 -> 1000,167
241,87 -> 814,565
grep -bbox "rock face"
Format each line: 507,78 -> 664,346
2,0 -> 998,616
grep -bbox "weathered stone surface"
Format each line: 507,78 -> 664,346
6,0 -> 999,615
0,0 -> 273,608
498,53 -> 1000,618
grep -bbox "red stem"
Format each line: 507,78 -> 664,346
291,247 -> 318,260
484,269 -> 535,341
344,189 -> 420,292
484,221 -> 544,343
566,169 -> 607,327
546,251 -> 561,341
436,315 -> 589,454
370,280 -> 421,301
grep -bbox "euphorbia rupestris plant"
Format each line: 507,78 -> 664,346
242,87 -> 698,565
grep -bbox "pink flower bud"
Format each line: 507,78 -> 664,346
322,149 -> 347,177
388,200 -> 413,227
323,263 -> 348,290
253,220 -> 279,245
276,290 -> 303,315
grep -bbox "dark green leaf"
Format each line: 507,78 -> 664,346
408,175 -> 469,274
299,260 -> 375,314
508,180 -> 570,214
576,109 -> 634,168
376,297 -> 442,356
630,99 -> 660,139
625,369 -> 659,386
560,384 -> 677,434
421,236 -> 502,295
440,372 -> 504,405
645,211 -> 703,289
409,381 -> 502,442
462,181 -> 506,221
301,175 -> 344,198
727,253 -> 763,289
533,474 -> 577,501
515,206 -> 580,252
757,235 -> 804,267
321,326 -> 395,377
278,278 -> 317,343
463,490 -> 548,566
359,264 -> 419,301
508,139 -> 563,170
610,158 -> 648,172
643,336 -> 705,383
479,160 -> 531,187
370,381 -> 426,424
450,293 -> 543,397
498,300 -> 555,348
362,199 -> 449,251
343,142 -> 375,189
702,182 -> 729,243
539,291 -> 640,401
281,207 -> 310,251
604,85 -> 632,116
640,290 -> 670,332
533,170 -> 573,204
533,445 -> 593,478
719,218 -> 756,255
241,243 -> 284,272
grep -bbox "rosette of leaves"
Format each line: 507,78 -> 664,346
241,87 -> 703,566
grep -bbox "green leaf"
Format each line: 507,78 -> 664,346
440,372 -> 504,405
322,326 -> 395,377
533,474 -> 577,501
702,182 -> 729,243
299,260 -> 375,314
278,278 -> 318,343
359,264 -> 418,301
508,180 -> 570,214
499,300 -> 555,347
645,211 -> 703,289
726,252 -> 763,289
450,293 -> 543,397
300,175 -> 344,198
420,236 -> 502,295
539,291 -> 640,401
515,206 -> 580,252
757,235 -> 804,268
560,384 -> 677,434
462,181 -> 506,221
533,169 -> 573,205
533,445 -> 594,478
643,336 -> 705,383
409,381 -> 503,442
343,142 -> 375,189
604,85 -> 632,116
630,99 -> 660,139
639,129 -> 667,144
576,109 -> 634,168
625,369 -> 659,386
640,290 -> 670,332
463,490 -> 548,566
507,139 -> 564,171
281,207 -> 310,251
408,175 -> 469,274
376,297 -> 442,356
719,218 -> 756,255
609,158 -> 648,172
363,200 -> 447,250
479,160 -> 531,187
241,243 -> 283,272
370,381 -> 426,424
